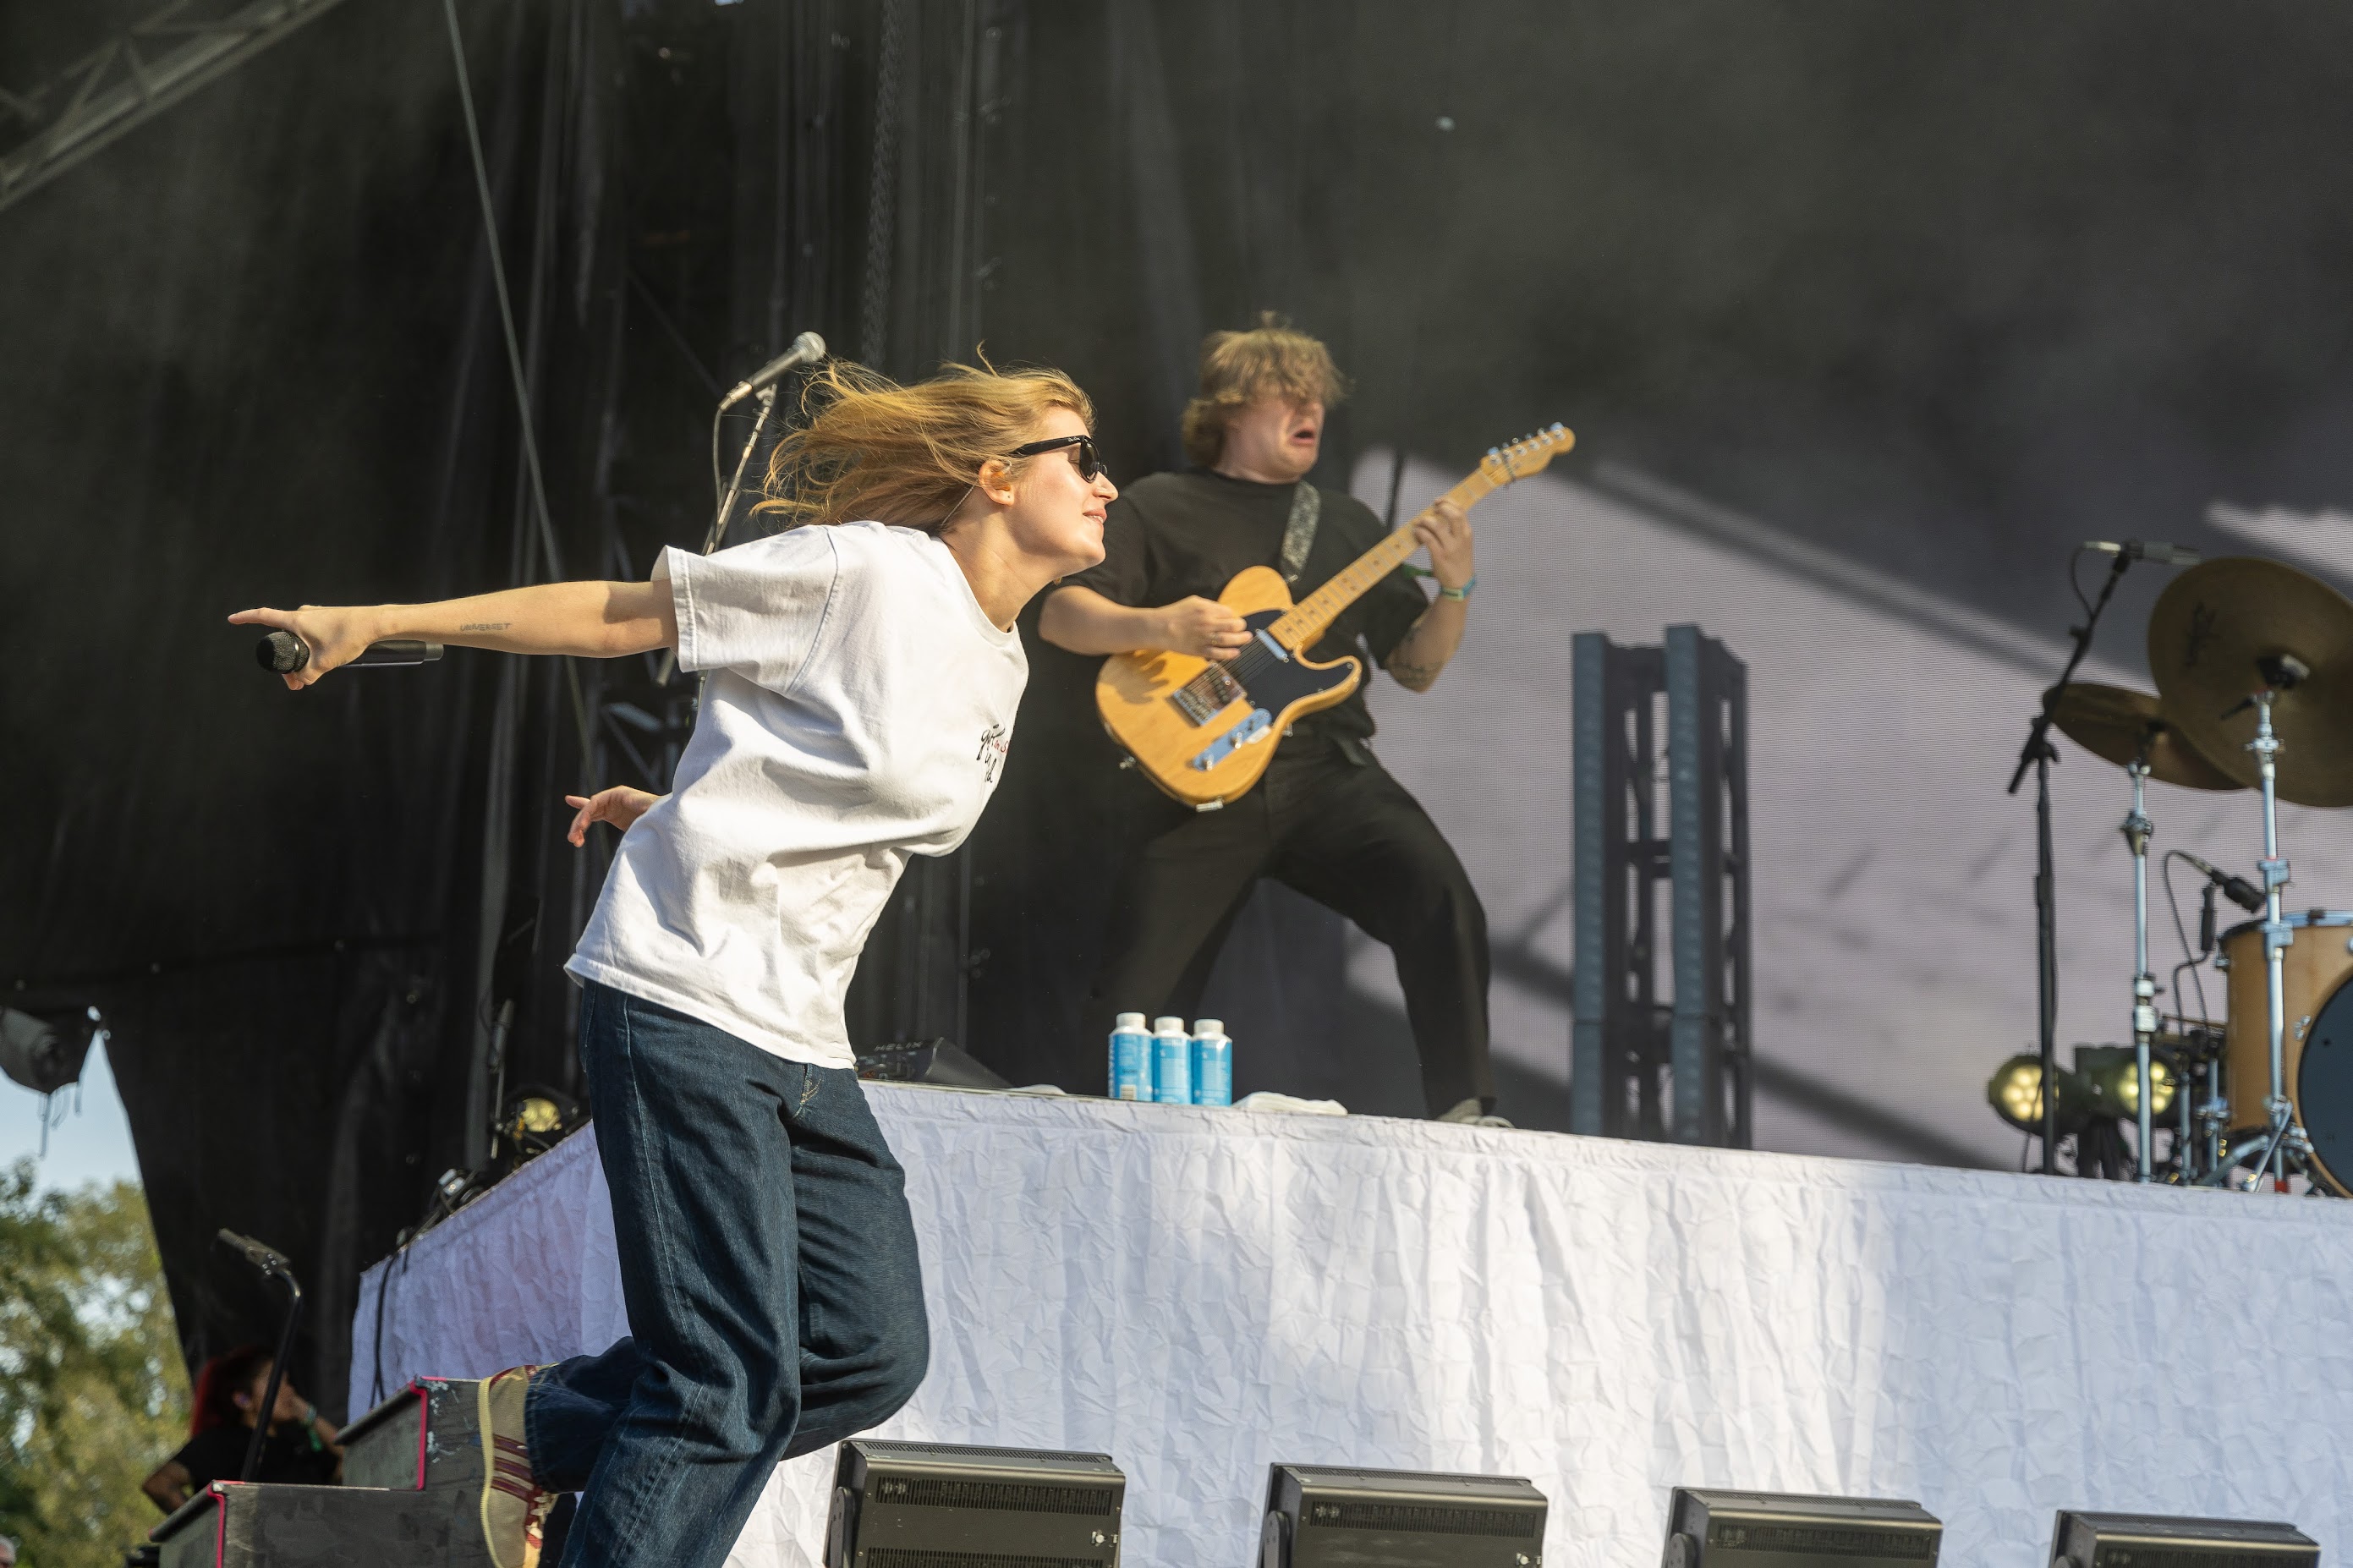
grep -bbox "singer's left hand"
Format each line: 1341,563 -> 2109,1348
227,605 -> 381,690
565,787 -> 661,846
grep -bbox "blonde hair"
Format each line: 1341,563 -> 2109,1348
755,358 -> 1094,533
1180,315 -> 1351,469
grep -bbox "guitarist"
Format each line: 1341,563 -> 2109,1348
1039,322 -> 1500,1123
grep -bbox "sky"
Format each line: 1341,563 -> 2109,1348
0,1038 -> 144,1195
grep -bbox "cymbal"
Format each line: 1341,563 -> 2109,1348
2047,683 -> 2242,791
2148,556 -> 2353,807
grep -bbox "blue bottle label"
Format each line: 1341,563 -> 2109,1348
1190,1036 -> 1233,1106
1108,1031 -> 1149,1101
1152,1034 -> 1193,1104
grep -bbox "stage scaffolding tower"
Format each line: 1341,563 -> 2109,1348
1571,625 -> 1753,1147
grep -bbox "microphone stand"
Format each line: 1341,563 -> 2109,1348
2007,548 -> 2134,1175
217,1230 -> 305,1484
656,385 -> 781,688
702,384 -> 780,556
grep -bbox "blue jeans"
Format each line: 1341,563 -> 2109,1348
525,982 -> 930,1568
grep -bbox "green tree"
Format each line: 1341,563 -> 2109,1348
0,1161 -> 189,1568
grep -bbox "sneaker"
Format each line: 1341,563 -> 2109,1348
478,1366 -> 551,1568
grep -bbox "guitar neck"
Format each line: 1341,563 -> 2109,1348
1271,468 -> 1500,650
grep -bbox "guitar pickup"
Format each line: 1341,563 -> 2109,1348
1166,662 -> 1247,726
1188,708 -> 1274,770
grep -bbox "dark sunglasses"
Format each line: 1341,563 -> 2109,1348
1009,432 -> 1108,483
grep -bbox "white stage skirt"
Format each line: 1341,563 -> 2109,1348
350,1083 -> 2353,1566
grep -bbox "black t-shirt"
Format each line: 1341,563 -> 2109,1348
1066,469 -> 1429,747
170,1422 -> 338,1489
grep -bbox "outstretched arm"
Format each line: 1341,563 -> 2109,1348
228,579 -> 677,690
1039,585 -> 1252,660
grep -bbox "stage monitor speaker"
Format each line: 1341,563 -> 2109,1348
824,1439 -> 1124,1568
1661,1487 -> 1942,1567
1259,1463 -> 1549,1568
2049,1510 -> 2317,1568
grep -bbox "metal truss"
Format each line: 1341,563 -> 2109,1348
0,0 -> 352,216
1571,624 -> 1753,1149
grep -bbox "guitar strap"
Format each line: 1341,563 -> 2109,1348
1279,483 -> 1322,583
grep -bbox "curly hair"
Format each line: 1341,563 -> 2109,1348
1179,315 -> 1351,469
754,357 -> 1094,534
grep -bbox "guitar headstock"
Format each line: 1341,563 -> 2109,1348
1478,422 -> 1575,485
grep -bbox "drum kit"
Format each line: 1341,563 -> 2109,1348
2021,551 -> 2353,1193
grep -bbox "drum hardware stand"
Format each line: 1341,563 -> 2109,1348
2231,670 -> 2316,1191
2191,880 -> 2231,1180
2010,546 -> 2134,1174
2195,1031 -> 2230,1182
2123,746 -> 2158,1181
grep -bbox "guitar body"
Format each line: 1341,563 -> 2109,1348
1096,566 -> 1362,807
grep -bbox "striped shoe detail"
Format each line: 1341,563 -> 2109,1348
477,1367 -> 548,1568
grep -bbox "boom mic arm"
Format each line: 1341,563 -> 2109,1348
720,330 -> 825,408
216,1228 -> 293,1275
2177,851 -> 2264,913
2081,540 -> 2203,566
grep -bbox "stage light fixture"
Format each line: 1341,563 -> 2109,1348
495,1083 -> 584,1158
824,1439 -> 1124,1567
2071,1044 -> 2177,1119
1988,1054 -> 2092,1135
0,1005 -> 101,1096
1988,1044 -> 2178,1136
2049,1510 -> 2316,1568
1659,1487 -> 1941,1567
1258,1463 -> 1548,1568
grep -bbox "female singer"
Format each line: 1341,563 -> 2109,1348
231,359 -> 1115,1568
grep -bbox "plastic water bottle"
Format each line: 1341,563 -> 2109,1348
1107,1012 -> 1149,1101
1151,1015 -> 1193,1104
1190,1019 -> 1233,1107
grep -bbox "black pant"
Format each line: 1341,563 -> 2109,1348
1093,743 -> 1493,1115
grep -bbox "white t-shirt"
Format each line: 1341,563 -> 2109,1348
565,520 -> 1026,1066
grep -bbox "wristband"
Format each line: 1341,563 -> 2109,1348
1437,575 -> 1478,601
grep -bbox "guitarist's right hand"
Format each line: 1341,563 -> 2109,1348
1155,597 -> 1253,660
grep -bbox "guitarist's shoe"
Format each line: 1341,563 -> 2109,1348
1439,1098 -> 1516,1130
479,1364 -> 554,1568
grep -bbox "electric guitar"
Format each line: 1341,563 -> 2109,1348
1096,423 -> 1574,807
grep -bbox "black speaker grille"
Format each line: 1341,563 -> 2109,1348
1303,1500 -> 1541,1539
1710,1523 -> 1937,1559
2098,1544 -> 2296,1554
865,1544 -> 1100,1554
872,1478 -> 1116,1516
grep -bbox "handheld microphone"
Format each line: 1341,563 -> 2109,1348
720,331 -> 825,408
2082,540 -> 2203,567
216,1228 -> 292,1275
256,631 -> 443,675
2177,851 -> 2264,913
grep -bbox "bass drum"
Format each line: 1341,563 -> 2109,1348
2221,910 -> 2353,1195
2293,957 -> 2353,1197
